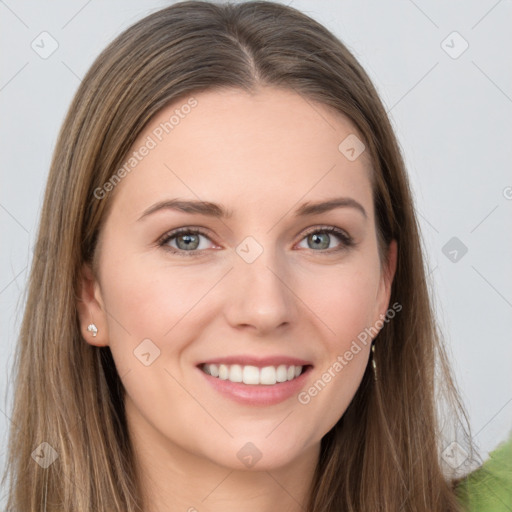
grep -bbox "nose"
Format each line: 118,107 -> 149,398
222,244 -> 299,336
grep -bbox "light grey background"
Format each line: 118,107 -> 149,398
1,0 -> 511,502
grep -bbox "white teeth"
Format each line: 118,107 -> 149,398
218,364 -> 229,380
276,364 -> 288,382
260,366 -> 276,385
243,365 -> 259,385
229,364 -> 243,383
201,363 -> 305,385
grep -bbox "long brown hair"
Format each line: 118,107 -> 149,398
3,1 -> 477,510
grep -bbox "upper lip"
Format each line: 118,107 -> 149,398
199,355 -> 313,368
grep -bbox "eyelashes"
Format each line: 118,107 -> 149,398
158,227 -> 215,256
299,226 -> 354,251
157,225 -> 355,257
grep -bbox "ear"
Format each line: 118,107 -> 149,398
374,239 -> 398,327
76,263 -> 109,347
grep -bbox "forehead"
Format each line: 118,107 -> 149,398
105,86 -> 374,223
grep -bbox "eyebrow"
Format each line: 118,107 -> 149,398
137,197 -> 367,221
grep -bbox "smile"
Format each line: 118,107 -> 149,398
200,363 -> 305,385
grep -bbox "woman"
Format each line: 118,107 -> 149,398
3,1 -> 506,510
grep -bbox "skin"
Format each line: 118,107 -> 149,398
77,86 -> 397,512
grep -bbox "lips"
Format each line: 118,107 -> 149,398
198,363 -> 313,406
196,355 -> 314,405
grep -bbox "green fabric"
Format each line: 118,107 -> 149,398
455,431 -> 512,512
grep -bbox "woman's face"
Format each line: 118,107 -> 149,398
78,86 -> 396,472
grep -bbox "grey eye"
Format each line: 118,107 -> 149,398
175,233 -> 201,250
306,232 -> 331,250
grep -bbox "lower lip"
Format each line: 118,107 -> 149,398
198,366 -> 313,406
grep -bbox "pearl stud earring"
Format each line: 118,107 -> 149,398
87,324 -> 98,337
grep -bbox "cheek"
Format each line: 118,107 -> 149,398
99,251 -> 223,361
98,256 -> 218,438
299,258 -> 381,347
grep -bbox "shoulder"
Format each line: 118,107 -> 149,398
455,431 -> 512,512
